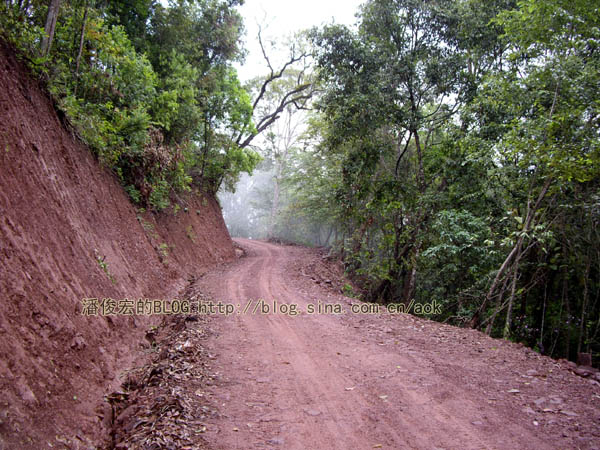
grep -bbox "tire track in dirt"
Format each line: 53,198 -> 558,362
197,239 -> 557,449
220,242 -> 373,448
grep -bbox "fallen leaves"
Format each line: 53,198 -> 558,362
108,315 -> 217,449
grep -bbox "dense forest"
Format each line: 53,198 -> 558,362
306,0 -> 600,362
0,0 -> 306,209
223,0 -> 600,365
2,0 -> 599,364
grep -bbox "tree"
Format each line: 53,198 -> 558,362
242,68 -> 311,238
470,0 -> 600,333
41,0 -> 60,55
234,27 -> 314,150
311,0 -> 467,302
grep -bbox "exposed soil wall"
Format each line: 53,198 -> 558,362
0,40 -> 234,448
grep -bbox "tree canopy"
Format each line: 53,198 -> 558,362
0,0 -> 261,208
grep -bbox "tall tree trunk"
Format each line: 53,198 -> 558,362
503,240 -> 523,339
350,217 -> 371,266
75,2 -> 88,76
562,238 -> 571,360
267,167 -> 281,238
41,0 -> 60,56
539,283 -> 547,354
267,108 -> 297,239
74,1 -> 88,96
401,243 -> 421,303
589,257 -> 600,353
413,129 -> 425,193
198,115 -> 211,189
471,177 -> 552,328
577,256 -> 591,354
484,272 -> 511,335
324,226 -> 334,247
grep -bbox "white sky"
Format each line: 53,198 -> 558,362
234,0 -> 365,81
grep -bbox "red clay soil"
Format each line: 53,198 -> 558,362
0,39 -> 234,449
191,239 -> 600,450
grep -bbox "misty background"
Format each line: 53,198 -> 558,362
217,1 -> 361,247
218,105 -> 337,247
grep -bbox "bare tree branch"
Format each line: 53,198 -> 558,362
238,82 -> 313,148
235,30 -> 314,149
257,25 -> 274,75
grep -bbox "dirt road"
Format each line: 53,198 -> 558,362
194,239 -> 599,449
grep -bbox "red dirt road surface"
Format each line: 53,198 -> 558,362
194,239 -> 600,449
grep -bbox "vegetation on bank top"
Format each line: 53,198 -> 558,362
0,0 -> 261,209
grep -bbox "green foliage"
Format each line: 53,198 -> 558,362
125,185 -> 141,204
4,0 -> 599,364
152,50 -> 200,141
1,0 -> 258,211
0,3 -> 46,59
418,210 -> 499,319
94,249 -> 116,284
148,177 -> 171,211
300,0 -> 600,364
343,283 -> 358,298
